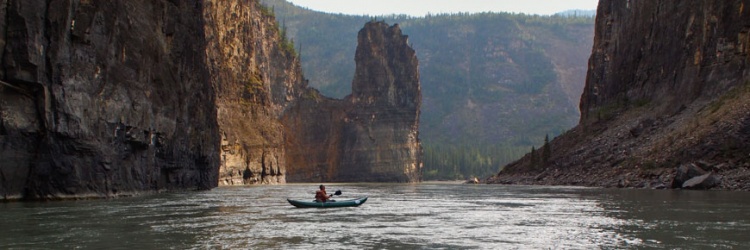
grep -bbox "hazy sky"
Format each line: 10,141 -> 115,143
286,0 -> 599,16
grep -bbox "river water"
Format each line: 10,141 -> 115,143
1,183 -> 749,249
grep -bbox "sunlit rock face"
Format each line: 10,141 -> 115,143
283,21 -> 423,182
204,0 -> 305,186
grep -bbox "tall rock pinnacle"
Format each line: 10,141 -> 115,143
283,21 -> 423,182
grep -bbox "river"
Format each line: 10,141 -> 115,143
1,183 -> 749,249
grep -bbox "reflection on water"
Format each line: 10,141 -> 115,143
1,184 -> 749,249
589,189 -> 750,249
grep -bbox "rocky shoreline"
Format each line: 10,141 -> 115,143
487,104 -> 750,192
488,162 -> 750,191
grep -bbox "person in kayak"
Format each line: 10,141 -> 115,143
315,185 -> 332,202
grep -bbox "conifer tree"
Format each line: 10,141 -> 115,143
542,134 -> 551,165
530,146 -> 538,169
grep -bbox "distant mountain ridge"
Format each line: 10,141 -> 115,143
555,10 -> 596,17
262,0 -> 595,179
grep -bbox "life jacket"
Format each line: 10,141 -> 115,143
315,190 -> 328,202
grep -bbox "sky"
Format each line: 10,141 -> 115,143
286,0 -> 599,16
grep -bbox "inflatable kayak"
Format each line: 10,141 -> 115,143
287,197 -> 368,208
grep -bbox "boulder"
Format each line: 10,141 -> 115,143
682,173 -> 721,190
670,163 -> 707,188
465,177 -> 480,184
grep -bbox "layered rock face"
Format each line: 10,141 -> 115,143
283,22 -> 422,182
203,1 -> 304,186
0,0 -> 220,200
491,0 -> 750,190
580,0 -> 750,122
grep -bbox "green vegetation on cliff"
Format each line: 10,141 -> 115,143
261,0 -> 594,180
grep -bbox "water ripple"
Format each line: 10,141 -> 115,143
2,184 -> 750,249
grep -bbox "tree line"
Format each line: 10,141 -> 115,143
422,143 -> 528,180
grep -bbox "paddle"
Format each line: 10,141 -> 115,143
328,190 -> 342,202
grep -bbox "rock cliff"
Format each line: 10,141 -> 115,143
0,0 -> 220,200
490,0 -> 750,190
283,22 -> 422,182
0,1 -> 421,200
203,1 -> 305,186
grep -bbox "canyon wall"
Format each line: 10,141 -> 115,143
0,0 -> 220,200
0,1 -> 422,199
490,0 -> 750,190
283,22 -> 422,182
580,0 -> 750,123
203,1 -> 305,186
